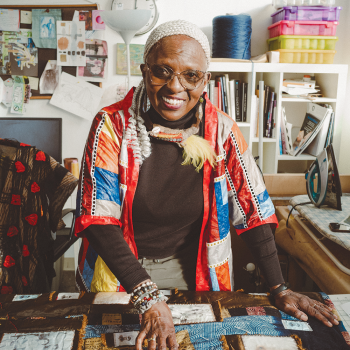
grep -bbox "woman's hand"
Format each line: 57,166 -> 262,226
136,301 -> 178,350
274,289 -> 339,327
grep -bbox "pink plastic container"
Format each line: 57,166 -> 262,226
268,20 -> 339,38
271,6 -> 342,23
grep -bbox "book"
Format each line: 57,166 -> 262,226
250,94 -> 257,136
224,74 -> 231,117
215,78 -> 222,110
271,100 -> 277,139
209,80 -> 215,104
229,80 -> 236,121
212,87 -> 219,108
242,82 -> 248,122
222,75 -> 228,114
263,85 -> 270,136
292,103 -> 333,157
305,110 -> 332,156
280,107 -> 288,154
266,91 -> 275,138
234,80 -> 241,121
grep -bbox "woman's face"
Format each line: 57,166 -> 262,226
141,35 -> 210,121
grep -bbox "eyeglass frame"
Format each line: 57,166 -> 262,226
144,62 -> 209,91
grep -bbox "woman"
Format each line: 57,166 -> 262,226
75,20 -> 338,350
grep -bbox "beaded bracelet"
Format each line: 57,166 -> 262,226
130,281 -> 168,314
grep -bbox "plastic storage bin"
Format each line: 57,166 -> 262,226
268,35 -> 338,50
273,0 -> 335,8
268,20 -> 339,38
271,6 -> 342,23
277,49 -> 336,63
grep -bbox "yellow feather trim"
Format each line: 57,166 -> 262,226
182,135 -> 216,172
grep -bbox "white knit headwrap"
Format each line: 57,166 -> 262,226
126,20 -> 211,164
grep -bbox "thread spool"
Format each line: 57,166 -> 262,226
64,158 -> 79,179
212,14 -> 252,60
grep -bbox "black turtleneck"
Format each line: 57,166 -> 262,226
83,103 -> 284,293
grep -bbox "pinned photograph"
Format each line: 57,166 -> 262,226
113,331 -> 138,347
168,304 -> 216,325
40,60 -> 60,94
77,39 -> 108,82
79,10 -> 93,31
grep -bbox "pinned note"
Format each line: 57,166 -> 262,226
21,10 -> 32,24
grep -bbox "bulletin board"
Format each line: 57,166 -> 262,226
0,4 -> 99,99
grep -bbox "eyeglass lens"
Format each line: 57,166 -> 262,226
149,64 -> 205,89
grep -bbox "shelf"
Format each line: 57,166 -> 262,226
278,154 -> 316,161
236,122 -> 250,127
252,138 -> 277,143
282,97 -> 337,103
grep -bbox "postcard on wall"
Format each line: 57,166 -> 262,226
32,9 -> 62,49
93,292 -> 131,304
50,72 -> 103,120
92,10 -> 105,30
0,9 -> 20,32
21,10 -> 32,24
11,76 -> 27,115
40,60 -> 61,94
79,10 -> 93,31
0,331 -> 75,350
168,304 -> 216,325
113,331 -> 138,347
2,78 -> 13,107
0,30 -> 38,77
57,21 -> 86,67
116,43 -> 144,76
76,39 -> 108,82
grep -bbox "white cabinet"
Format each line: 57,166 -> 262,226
209,60 -> 348,174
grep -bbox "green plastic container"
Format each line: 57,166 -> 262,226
268,35 -> 338,50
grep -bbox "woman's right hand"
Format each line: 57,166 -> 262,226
136,301 -> 178,350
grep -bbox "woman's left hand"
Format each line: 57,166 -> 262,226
274,289 -> 339,327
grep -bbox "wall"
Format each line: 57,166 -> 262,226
0,0 -> 349,173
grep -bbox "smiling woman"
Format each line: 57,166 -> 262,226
75,19 -> 339,350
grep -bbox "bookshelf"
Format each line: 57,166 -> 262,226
209,60 -> 348,174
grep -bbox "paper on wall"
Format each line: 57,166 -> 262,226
40,60 -> 61,94
2,78 -> 14,108
50,72 -> 103,120
28,76 -> 39,90
21,10 -> 32,24
0,331 -> 75,350
0,9 -> 20,32
72,10 -> 96,39
0,77 -> 3,104
56,21 -> 86,66
92,10 -> 105,30
10,76 -> 26,114
76,39 -> 108,82
32,9 -> 62,49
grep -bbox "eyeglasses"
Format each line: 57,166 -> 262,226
145,62 -> 208,91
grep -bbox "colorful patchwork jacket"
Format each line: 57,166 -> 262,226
75,88 -> 278,292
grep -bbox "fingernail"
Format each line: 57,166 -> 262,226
301,315 -> 308,321
327,321 -> 333,327
334,320 -> 339,325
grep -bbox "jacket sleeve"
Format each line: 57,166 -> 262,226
223,122 -> 278,235
75,109 -> 124,236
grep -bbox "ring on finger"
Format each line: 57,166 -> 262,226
148,337 -> 156,342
